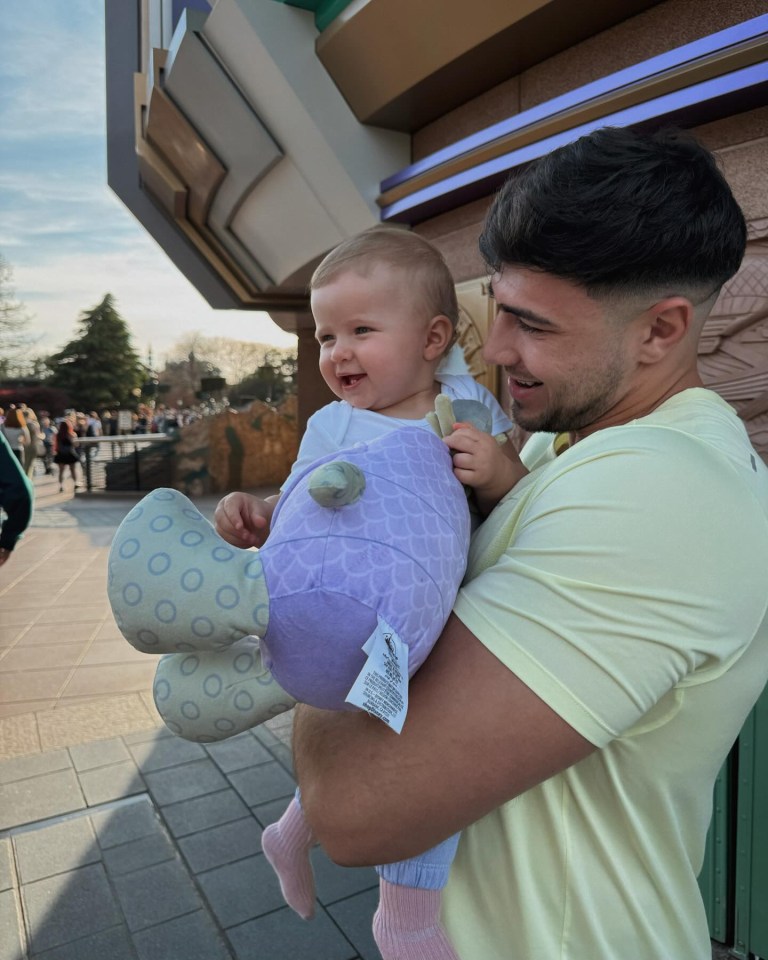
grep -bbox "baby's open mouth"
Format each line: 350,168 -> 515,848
340,374 -> 365,387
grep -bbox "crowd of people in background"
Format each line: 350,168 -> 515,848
0,404 -> 91,492
0,399 -> 222,568
0,401 -> 215,493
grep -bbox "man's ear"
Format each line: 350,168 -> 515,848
424,315 -> 455,360
636,297 -> 695,364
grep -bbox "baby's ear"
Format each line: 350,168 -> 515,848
424,315 -> 454,360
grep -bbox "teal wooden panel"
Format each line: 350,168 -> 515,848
745,685 -> 768,956
699,755 -> 733,942
733,683 -> 768,959
271,0 -> 355,31
272,0 -> 319,11
314,0 -> 354,31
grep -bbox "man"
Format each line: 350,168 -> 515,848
292,126 -> 768,959
0,429 -> 33,567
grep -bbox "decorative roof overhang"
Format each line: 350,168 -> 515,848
315,0 -> 667,132
106,0 -> 409,320
106,2 -> 766,325
377,15 -> 768,225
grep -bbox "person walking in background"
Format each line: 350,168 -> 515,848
53,418 -> 81,493
86,411 -> 102,438
74,412 -> 88,438
0,430 -> 33,568
0,407 -> 30,464
40,416 -> 55,475
84,410 -> 102,470
21,406 -> 44,478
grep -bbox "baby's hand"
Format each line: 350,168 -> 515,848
214,492 -> 275,549
443,423 -> 528,515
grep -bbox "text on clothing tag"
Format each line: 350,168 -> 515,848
345,617 -> 409,733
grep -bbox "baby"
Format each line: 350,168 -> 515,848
215,226 -> 527,960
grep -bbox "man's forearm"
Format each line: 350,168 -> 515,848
292,704 -> 423,866
292,614 -> 594,867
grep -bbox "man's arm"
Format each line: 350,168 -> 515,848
294,612 -> 594,866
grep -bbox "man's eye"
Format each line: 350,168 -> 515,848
516,318 -> 539,334
495,309 -> 539,334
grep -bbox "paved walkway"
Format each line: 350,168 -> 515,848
0,474 -> 380,960
0,474 -> 731,960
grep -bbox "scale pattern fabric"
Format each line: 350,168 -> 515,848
262,426 -> 471,706
107,425 -> 470,736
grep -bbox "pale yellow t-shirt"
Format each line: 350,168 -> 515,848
444,388 -> 768,959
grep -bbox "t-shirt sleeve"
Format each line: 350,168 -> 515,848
454,429 -> 768,746
281,403 -> 347,490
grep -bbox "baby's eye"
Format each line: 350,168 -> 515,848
354,326 -> 372,335
317,333 -> 335,344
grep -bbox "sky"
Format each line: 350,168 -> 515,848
0,0 -> 297,370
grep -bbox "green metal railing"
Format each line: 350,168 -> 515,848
700,684 -> 768,958
732,686 -> 768,959
77,435 -> 174,493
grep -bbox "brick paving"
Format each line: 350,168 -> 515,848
0,473 -> 732,959
0,474 -> 379,960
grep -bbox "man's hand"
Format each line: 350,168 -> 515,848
213,492 -> 278,549
294,613 -> 594,866
444,424 -> 528,515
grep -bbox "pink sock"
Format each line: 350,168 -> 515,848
261,797 -> 317,919
373,879 -> 460,960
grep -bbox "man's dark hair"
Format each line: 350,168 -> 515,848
479,126 -> 747,298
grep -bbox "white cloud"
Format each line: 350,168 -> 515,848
14,244 -> 297,363
1,0 -> 297,367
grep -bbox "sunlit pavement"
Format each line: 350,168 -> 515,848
0,473 -> 730,960
0,472 -> 380,960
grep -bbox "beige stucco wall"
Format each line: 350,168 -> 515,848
696,108 -> 768,224
172,396 -> 299,496
416,108 -> 768,285
412,0 -> 768,282
413,0 -> 767,161
305,0 -> 768,430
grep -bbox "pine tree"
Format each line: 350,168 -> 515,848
47,294 -> 145,409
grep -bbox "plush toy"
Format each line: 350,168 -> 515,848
107,397 -> 487,742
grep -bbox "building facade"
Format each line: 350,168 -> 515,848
105,2 -> 768,953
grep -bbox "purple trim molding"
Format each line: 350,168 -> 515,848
381,14 -> 768,224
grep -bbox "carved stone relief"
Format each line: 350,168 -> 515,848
455,278 -> 500,397
455,277 -> 533,450
698,218 -> 768,464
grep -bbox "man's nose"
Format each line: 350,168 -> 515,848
482,315 -> 519,367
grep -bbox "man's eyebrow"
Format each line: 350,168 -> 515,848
488,282 -> 556,327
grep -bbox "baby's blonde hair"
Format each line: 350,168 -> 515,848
310,226 -> 459,331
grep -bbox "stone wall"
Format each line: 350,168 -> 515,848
171,395 -> 299,496
698,219 -> 768,462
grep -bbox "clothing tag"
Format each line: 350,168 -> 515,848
345,617 -> 409,733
